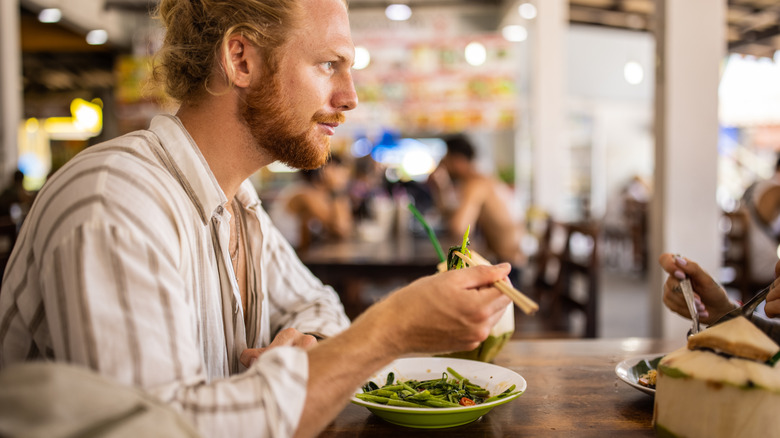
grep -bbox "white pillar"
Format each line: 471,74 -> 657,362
650,0 -> 725,338
530,0 -> 568,218
0,0 -> 22,183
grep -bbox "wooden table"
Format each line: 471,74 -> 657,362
299,236 -> 444,318
318,337 -> 684,437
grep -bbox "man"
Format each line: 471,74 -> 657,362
0,1 -> 512,437
429,133 -> 525,268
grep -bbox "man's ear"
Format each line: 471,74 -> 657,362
221,34 -> 261,89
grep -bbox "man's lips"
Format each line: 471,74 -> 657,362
315,113 -> 345,136
318,122 -> 339,136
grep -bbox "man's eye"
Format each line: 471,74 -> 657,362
323,61 -> 334,70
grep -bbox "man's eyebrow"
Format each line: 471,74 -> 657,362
334,53 -> 353,64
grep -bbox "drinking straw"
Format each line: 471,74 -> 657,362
407,203 -> 445,263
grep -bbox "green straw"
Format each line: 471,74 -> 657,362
407,203 -> 445,263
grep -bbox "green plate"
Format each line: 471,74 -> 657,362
615,354 -> 663,396
351,357 -> 526,429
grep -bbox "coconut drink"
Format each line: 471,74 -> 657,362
408,206 -> 537,363
440,302 -> 515,363
653,316 -> 780,437
434,226 -> 536,363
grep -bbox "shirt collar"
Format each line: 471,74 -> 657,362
149,114 -> 228,224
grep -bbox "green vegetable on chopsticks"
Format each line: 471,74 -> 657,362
356,367 -> 519,408
447,225 -> 471,271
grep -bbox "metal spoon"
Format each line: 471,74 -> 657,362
679,278 -> 700,337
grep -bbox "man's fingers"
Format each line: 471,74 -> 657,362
447,264 -> 512,289
240,348 -> 266,367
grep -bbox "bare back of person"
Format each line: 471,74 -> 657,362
453,174 -> 522,265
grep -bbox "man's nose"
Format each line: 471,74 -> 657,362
333,72 -> 358,111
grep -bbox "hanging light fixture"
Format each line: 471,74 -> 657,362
385,3 -> 412,21
38,8 -> 62,23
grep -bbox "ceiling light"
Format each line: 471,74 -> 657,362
38,8 -> 62,23
385,4 -> 412,21
502,25 -> 528,42
624,61 -> 644,85
518,3 -> 537,20
354,46 -> 371,70
465,42 -> 487,66
86,30 -> 108,45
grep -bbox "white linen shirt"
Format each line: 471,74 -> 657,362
0,114 -> 350,437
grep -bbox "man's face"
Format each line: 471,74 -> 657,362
242,0 -> 357,170
442,154 -> 468,180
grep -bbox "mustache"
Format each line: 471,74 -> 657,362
313,112 -> 346,124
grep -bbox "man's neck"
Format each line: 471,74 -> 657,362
176,96 -> 274,200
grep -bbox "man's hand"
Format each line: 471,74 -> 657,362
658,253 -> 737,324
240,328 -> 318,367
356,263 -> 513,356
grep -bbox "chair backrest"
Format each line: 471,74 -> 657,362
533,217 -> 568,291
554,221 -> 600,338
530,218 -> 600,338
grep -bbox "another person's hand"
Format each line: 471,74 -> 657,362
659,253 -> 737,324
357,264 -> 512,355
240,328 -> 319,367
763,260 -> 780,318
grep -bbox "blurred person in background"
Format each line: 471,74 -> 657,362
270,154 -> 353,250
0,1 -> 513,437
0,170 -> 34,224
428,133 -> 526,272
349,155 -> 385,221
741,153 -> 780,288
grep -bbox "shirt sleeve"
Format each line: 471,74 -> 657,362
39,222 -> 308,438
258,210 -> 351,338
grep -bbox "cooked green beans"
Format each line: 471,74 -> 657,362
356,367 -> 519,408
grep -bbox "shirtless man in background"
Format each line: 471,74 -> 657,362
429,134 -> 525,268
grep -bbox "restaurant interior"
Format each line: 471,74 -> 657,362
2,0 -> 780,343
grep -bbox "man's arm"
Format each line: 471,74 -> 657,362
448,178 -> 487,237
37,223 -> 311,438
259,208 -> 351,338
295,264 -> 513,438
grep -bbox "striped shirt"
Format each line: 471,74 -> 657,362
0,114 -> 351,437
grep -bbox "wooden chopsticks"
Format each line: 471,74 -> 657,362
453,250 -> 539,315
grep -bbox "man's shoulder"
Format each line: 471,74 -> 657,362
48,129 -> 178,191
30,130 -> 191,239
461,174 -> 493,192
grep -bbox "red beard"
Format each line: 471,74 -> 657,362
241,75 -> 345,170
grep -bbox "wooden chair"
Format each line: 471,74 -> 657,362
521,218 -> 600,338
547,221 -> 600,338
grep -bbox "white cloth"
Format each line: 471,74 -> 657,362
0,362 -> 201,438
0,114 -> 350,438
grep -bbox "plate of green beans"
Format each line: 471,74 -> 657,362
351,357 -> 526,429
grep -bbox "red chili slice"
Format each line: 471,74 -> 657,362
459,397 -> 476,406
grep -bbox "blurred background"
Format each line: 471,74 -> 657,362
1,0 -> 779,340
